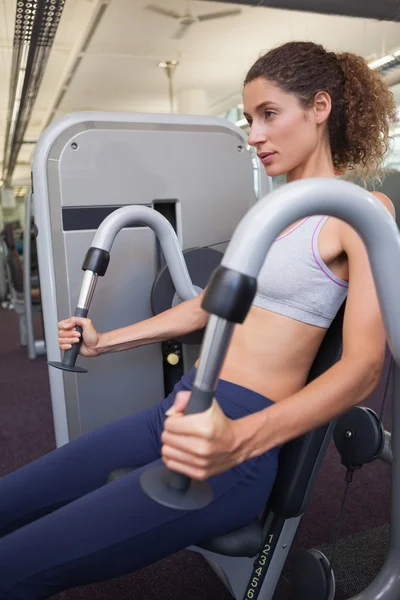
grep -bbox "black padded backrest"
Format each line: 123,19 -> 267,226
267,302 -> 345,518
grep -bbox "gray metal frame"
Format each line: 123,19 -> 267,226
187,177 -> 400,600
32,111 -> 269,447
190,515 -> 303,600
23,192 -> 46,360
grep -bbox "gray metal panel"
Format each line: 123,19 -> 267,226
32,111 -> 256,446
62,229 -> 165,438
53,121 -> 253,251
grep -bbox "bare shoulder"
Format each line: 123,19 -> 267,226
337,190 -> 395,249
370,191 -> 395,218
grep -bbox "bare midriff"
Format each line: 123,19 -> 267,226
194,217 -> 348,403
195,306 -> 328,402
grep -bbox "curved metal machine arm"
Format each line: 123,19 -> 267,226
48,205 -> 198,374
189,177 -> 400,599
221,178 -> 400,362
90,206 -> 198,301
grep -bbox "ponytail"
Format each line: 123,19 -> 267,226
244,41 -> 398,181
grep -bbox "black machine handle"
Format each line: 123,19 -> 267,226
48,307 -> 89,373
166,387 -> 214,492
140,385 -> 215,509
63,307 -> 88,365
184,386 -> 214,416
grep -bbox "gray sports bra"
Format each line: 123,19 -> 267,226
252,215 -> 348,328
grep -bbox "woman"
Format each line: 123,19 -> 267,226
0,41 -> 396,598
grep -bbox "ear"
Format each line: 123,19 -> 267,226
313,91 -> 331,125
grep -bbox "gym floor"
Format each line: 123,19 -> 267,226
0,308 -> 391,599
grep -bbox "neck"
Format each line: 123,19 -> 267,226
286,139 -> 336,183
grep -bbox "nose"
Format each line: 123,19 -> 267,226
247,121 -> 267,148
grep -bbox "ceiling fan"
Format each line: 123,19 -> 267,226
144,2 -> 242,39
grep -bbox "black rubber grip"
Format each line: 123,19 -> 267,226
202,266 -> 257,323
165,387 -> 214,493
82,247 -> 110,276
184,386 -> 214,415
167,471 -> 191,493
62,307 -> 88,367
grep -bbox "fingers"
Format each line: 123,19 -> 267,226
58,326 -> 81,350
164,412 -> 214,438
161,443 -> 210,481
161,430 -> 210,458
58,318 -> 75,331
162,458 -> 208,481
165,391 -> 191,416
57,316 -> 91,331
58,329 -> 81,340
161,440 -> 209,468
59,335 -> 81,350
60,343 -> 72,351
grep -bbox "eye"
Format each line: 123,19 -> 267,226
265,110 -> 276,119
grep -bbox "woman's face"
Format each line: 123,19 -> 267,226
243,78 -> 324,179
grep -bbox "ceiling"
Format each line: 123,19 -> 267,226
1,0 -> 400,185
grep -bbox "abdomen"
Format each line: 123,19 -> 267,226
216,306 -> 328,401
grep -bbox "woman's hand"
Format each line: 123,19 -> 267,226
57,317 -> 100,357
161,391 -> 246,480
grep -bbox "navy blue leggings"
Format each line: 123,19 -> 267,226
0,368 -> 279,599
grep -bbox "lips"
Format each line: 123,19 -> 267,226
258,152 -> 277,164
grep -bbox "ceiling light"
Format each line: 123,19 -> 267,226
158,59 -> 179,69
368,55 -> 395,70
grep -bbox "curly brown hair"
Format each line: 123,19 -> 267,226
244,41 -> 397,180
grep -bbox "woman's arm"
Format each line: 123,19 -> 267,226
236,192 -> 395,459
96,291 -> 209,355
159,192 -> 398,482
58,290 -> 209,357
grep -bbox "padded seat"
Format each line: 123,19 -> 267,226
106,467 -> 263,558
197,518 -> 263,558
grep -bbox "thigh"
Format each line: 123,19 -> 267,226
0,449 -> 278,600
0,382 -> 182,536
